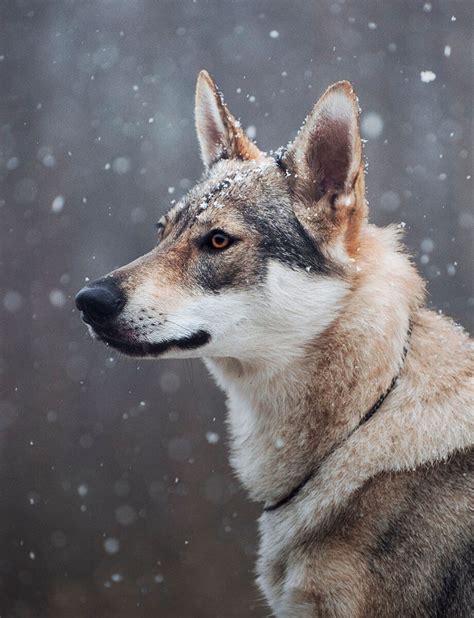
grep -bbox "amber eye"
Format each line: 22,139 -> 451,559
208,231 -> 231,251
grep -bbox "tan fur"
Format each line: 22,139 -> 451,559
79,73 -> 474,617
201,76 -> 473,616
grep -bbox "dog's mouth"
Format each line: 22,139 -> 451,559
83,317 -> 211,357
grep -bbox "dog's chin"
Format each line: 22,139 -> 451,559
91,326 -> 211,358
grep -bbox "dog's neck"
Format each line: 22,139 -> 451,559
205,227 -> 424,504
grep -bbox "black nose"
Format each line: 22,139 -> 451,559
75,278 -> 126,325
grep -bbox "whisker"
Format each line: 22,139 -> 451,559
165,318 -> 202,339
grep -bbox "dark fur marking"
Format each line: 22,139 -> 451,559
194,253 -> 256,293
367,475 -> 427,579
272,147 -> 288,173
170,202 -> 192,231
192,204 -> 337,294
369,514 -> 412,574
242,206 -> 333,274
431,541 -> 473,617
365,451 -> 474,615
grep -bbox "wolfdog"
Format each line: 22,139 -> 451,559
76,71 -> 473,617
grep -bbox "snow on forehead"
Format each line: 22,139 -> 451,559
194,159 -> 277,212
166,158 -> 280,223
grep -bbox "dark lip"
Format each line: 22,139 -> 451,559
85,319 -> 211,358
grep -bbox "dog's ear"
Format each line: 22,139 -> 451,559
195,70 -> 261,168
285,81 -> 363,203
284,81 -> 366,255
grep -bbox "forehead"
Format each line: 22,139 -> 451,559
159,157 -> 334,276
166,158 -> 290,230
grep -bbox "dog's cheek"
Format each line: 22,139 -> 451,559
193,251 -> 262,293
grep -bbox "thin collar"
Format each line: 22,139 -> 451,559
263,322 -> 413,513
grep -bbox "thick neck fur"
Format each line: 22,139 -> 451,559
206,225 -> 428,504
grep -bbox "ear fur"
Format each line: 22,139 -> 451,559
284,81 -> 366,256
195,70 -> 261,168
285,81 -> 362,202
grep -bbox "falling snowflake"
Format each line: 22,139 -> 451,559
51,195 -> 65,213
420,70 -> 436,83
205,431 -> 220,444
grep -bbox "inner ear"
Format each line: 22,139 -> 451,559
286,81 -> 362,203
195,70 -> 261,168
307,114 -> 353,197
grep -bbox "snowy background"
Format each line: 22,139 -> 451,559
1,1 -> 472,616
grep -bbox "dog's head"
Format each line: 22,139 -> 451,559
76,71 -> 366,364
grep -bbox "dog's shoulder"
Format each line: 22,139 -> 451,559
345,446 -> 474,616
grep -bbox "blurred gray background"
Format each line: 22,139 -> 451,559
0,1 -> 472,616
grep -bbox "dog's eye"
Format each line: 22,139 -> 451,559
204,230 -> 233,251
